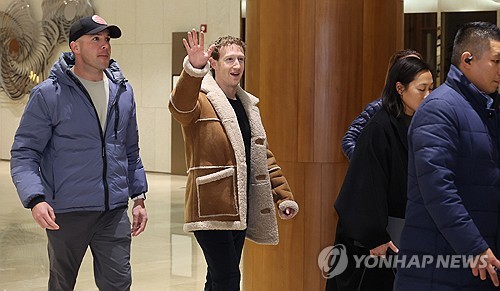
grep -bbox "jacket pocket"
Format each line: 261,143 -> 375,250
196,167 -> 238,218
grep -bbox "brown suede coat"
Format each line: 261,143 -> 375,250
169,58 -> 298,245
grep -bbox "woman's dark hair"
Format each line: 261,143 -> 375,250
382,57 -> 432,118
387,49 -> 423,72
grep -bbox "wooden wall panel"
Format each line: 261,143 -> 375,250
297,0 -> 316,162
361,0 -> 404,106
314,0 -> 364,163
246,0 -> 299,163
243,161 -> 305,290
243,0 -> 403,290
301,163 -> 323,290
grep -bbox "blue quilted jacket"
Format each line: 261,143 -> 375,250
341,98 -> 382,160
11,52 -> 148,213
394,65 -> 500,290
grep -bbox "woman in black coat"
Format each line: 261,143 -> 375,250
325,56 -> 434,291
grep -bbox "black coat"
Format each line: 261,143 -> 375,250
335,108 -> 410,250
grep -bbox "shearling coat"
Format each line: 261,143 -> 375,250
169,57 -> 298,245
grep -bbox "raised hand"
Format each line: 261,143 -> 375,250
182,28 -> 215,69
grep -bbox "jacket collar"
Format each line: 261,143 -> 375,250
200,72 -> 267,162
200,73 -> 261,133
200,72 -> 259,107
52,52 -> 126,85
445,64 -> 498,110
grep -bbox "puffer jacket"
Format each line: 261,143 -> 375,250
394,65 -> 500,290
11,52 -> 148,213
169,57 -> 299,245
341,98 -> 382,160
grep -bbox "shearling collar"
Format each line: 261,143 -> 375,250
200,72 -> 266,144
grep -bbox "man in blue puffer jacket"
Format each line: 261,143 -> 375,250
10,15 -> 148,291
394,21 -> 500,290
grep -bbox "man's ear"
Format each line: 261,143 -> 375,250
208,57 -> 216,69
461,52 -> 473,66
70,41 -> 79,54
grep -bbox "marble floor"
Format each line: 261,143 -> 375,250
0,160 -> 210,290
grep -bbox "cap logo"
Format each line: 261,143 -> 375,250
92,15 -> 107,25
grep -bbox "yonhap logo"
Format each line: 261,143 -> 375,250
317,244 -> 491,278
318,244 -> 348,279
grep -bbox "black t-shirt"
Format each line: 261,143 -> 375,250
228,97 -> 251,182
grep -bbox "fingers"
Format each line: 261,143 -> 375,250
186,29 -> 200,49
370,244 -> 387,257
131,203 -> 148,237
131,213 -> 147,236
38,213 -> 59,230
479,266 -> 487,280
470,262 -> 478,276
45,207 -> 59,230
191,28 -> 198,46
470,249 -> 500,287
278,207 -> 295,220
32,202 -> 59,230
182,38 -> 190,52
487,265 -> 499,286
388,241 -> 399,254
488,256 -> 500,286
187,29 -> 196,48
199,29 -> 204,47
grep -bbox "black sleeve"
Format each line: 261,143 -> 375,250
335,117 -> 392,250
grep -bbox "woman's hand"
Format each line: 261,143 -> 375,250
369,241 -> 399,257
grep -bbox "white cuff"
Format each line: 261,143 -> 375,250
132,193 -> 146,201
278,200 -> 299,219
183,56 -> 210,78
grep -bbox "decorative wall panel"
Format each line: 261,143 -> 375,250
0,0 -> 94,100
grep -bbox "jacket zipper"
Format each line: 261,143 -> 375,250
68,71 -> 110,211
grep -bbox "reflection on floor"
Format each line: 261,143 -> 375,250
0,160 -> 208,290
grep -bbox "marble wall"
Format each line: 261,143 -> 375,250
0,0 -> 241,173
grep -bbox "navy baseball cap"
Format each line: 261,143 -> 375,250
69,15 -> 121,43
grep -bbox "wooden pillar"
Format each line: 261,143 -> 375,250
242,0 -> 403,290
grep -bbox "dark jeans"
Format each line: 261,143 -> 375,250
194,229 -> 247,291
46,207 -> 131,291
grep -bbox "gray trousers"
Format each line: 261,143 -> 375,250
46,207 -> 131,291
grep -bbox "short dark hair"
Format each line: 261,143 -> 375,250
382,57 -> 432,118
451,21 -> 500,66
210,36 -> 246,60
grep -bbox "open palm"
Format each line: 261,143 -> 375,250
182,29 -> 215,69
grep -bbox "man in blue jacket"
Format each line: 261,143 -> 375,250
10,15 -> 148,291
394,22 -> 500,290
